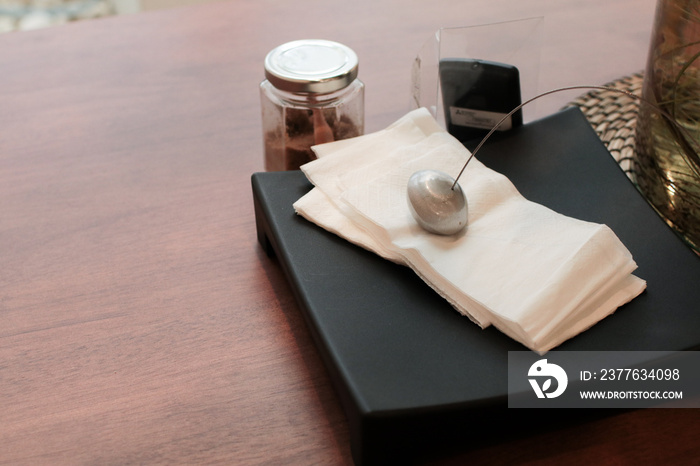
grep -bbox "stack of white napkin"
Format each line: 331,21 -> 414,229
293,108 -> 646,353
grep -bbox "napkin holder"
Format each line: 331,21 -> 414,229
252,107 -> 700,465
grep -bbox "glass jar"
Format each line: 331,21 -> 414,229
260,39 -> 365,171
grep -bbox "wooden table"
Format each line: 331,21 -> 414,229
2,0 -> 699,464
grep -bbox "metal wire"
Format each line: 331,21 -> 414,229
451,85 -> 699,189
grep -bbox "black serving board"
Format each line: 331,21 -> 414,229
251,107 -> 700,465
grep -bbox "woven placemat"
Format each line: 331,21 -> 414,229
565,73 -> 643,180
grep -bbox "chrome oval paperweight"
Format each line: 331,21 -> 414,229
407,169 -> 468,235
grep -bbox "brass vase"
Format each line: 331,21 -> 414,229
634,0 -> 700,253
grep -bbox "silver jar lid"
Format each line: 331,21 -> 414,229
264,39 -> 359,94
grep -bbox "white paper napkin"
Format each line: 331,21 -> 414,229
293,108 -> 646,353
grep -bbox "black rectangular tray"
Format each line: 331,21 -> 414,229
252,107 -> 700,465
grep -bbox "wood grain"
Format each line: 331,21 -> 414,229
1,0 -> 698,464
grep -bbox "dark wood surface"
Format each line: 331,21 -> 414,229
2,0 -> 699,464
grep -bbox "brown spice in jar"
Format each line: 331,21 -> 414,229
264,107 -> 361,171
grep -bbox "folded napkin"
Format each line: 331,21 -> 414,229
294,108 -> 646,353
